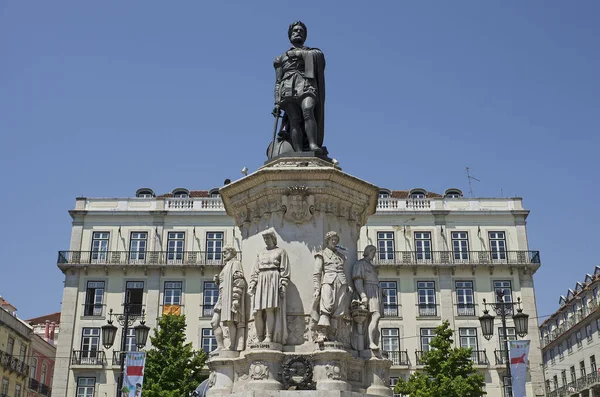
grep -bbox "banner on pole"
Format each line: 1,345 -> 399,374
509,340 -> 530,397
123,351 -> 146,397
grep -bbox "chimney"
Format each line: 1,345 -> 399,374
49,322 -> 56,340
44,320 -> 50,339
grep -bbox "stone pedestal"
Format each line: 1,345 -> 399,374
206,351 -> 239,396
220,157 -> 379,325
312,347 -> 353,391
245,349 -> 286,391
365,359 -> 392,397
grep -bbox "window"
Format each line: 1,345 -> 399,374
377,232 -> 395,262
206,232 -> 224,261
417,281 -> 436,316
173,189 -> 189,198
380,281 -> 398,317
414,232 -> 431,260
80,328 -> 100,363
451,232 -> 469,260
379,191 -> 390,199
553,375 -> 558,389
389,377 -> 400,397
459,328 -> 479,361
30,357 -> 37,379
18,344 -> 26,361
558,343 -> 564,360
76,377 -> 96,397
498,327 -> 516,352
567,338 -> 573,353
550,348 -> 555,365
420,328 -> 436,351
41,363 -> 47,384
444,189 -> 462,199
591,355 -> 597,374
84,281 -> 104,316
125,328 -> 137,352
576,330 -> 583,347
91,232 -> 110,261
15,383 -> 21,397
494,280 -> 513,313
125,281 -> 144,315
381,328 -> 400,354
164,281 -> 182,305
456,281 -> 475,316
411,190 -> 426,199
203,282 -> 219,317
489,231 -> 506,260
136,189 -> 155,198
201,328 -> 217,353
570,366 -> 576,382
7,337 -> 14,355
129,232 -> 147,262
580,360 -> 586,378
1,378 -> 8,397
561,370 -> 567,387
586,323 -> 593,342
167,232 -> 185,262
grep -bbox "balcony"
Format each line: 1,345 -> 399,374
39,383 -> 51,396
29,378 -> 39,391
494,349 -> 509,365
415,350 -> 427,365
417,304 -> 438,317
71,350 -> 106,366
0,351 -> 29,378
469,350 -> 489,366
57,250 -> 239,269
364,250 -> 540,268
382,304 -> 401,317
112,351 -> 126,366
541,300 -> 599,348
83,303 -> 105,317
201,305 -> 214,318
385,351 -> 409,366
456,303 -> 477,317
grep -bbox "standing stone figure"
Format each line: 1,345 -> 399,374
311,231 -> 351,342
211,245 -> 247,351
248,230 -> 290,344
270,21 -> 326,156
352,245 -> 381,350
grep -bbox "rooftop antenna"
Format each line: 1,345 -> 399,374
466,167 -> 480,197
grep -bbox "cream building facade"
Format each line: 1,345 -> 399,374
540,267 -> 600,397
52,187 -> 544,397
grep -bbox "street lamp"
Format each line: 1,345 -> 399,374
478,290 -> 529,397
102,305 -> 150,397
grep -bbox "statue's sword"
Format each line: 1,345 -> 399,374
270,106 -> 282,159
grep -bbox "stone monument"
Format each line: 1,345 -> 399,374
205,21 -> 391,397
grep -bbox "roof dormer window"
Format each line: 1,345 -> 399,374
135,188 -> 155,198
209,188 -> 220,198
378,189 -> 391,199
172,188 -> 190,198
444,188 -> 463,199
409,188 -> 427,199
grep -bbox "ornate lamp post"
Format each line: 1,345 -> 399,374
101,305 -> 150,397
479,290 -> 529,397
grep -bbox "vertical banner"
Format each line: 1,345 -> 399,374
122,351 -> 146,397
509,340 -> 530,397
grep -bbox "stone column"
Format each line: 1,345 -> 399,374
312,348 -> 353,391
365,358 -> 393,397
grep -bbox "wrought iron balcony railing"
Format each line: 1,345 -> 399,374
364,250 -> 540,267
385,350 -> 409,366
417,304 -> 438,317
469,350 -> 489,366
415,350 -> 427,365
29,378 -> 40,391
113,351 -> 126,366
39,382 -> 51,396
456,303 -> 477,316
382,304 -> 401,317
541,300 -> 599,348
494,349 -> 509,365
58,250 -> 238,267
83,303 -> 105,317
0,351 -> 29,377
71,350 -> 106,366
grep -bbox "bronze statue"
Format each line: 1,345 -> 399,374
268,21 -> 326,158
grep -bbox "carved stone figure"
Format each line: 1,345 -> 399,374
268,21 -> 326,158
248,230 -> 290,344
352,245 -> 381,350
211,245 -> 247,351
311,231 -> 351,342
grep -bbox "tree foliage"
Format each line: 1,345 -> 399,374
143,314 -> 208,397
394,320 -> 486,397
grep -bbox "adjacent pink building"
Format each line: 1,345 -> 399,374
26,314 -> 60,397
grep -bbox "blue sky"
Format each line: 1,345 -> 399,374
1,1 -> 599,322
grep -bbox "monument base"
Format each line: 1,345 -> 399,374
223,391 -> 386,397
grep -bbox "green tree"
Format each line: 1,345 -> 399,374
395,320 -> 486,397
143,314 -> 208,397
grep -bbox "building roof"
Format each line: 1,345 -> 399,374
26,312 -> 61,325
0,295 -> 17,313
157,189 -> 444,199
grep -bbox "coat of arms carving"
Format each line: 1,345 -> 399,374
281,186 -> 315,224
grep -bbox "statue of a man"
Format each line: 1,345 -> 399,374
271,21 -> 326,156
311,231 -> 350,342
211,245 -> 247,351
248,230 -> 290,344
352,245 -> 381,350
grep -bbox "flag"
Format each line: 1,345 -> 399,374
123,352 -> 146,397
509,340 -> 530,397
163,305 -> 181,315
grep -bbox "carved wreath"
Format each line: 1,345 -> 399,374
281,355 -> 315,390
